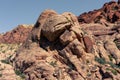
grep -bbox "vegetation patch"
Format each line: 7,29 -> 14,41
95,56 -> 120,69
106,68 -> 118,75
0,74 -> 2,77
1,59 -> 9,64
1,55 -> 12,64
49,61 -> 57,67
15,69 -> 25,79
95,56 -> 106,64
108,55 -> 113,61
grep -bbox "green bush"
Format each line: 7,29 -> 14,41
15,69 -> 25,79
106,68 -> 117,75
111,69 -> 117,75
95,56 -> 106,64
107,62 -> 120,69
1,59 -> 9,64
50,61 -> 57,67
95,56 -> 120,68
0,74 -> 2,77
108,55 -> 113,61
1,55 -> 12,64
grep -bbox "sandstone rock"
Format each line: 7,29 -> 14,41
65,39 -> 85,58
59,50 -> 86,79
0,34 -> 4,43
42,15 -> 71,41
104,40 -> 120,64
23,10 -> 58,48
13,46 -> 50,70
70,26 -> 84,42
59,39 -> 87,78
37,9 -> 58,26
62,12 -> 80,26
67,55 -> 87,78
78,10 -> 102,23
9,3 -> 120,80
62,12 -> 84,42
96,42 -> 110,62
83,36 -> 94,53
68,70 -> 84,80
78,1 -> 120,24
31,9 -> 58,41
0,43 -> 22,80
60,30 -> 77,45
81,24 -> 116,36
25,61 -> 56,80
0,25 -> 33,44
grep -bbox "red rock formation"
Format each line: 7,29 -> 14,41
83,36 -> 94,53
0,25 -> 33,44
1,1 -> 119,80
12,8 -> 120,80
78,1 -> 120,24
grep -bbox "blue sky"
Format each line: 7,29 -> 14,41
0,0 -> 116,33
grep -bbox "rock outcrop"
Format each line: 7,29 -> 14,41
0,24 -> 33,44
0,25 -> 33,80
12,4 -> 120,80
0,43 -> 23,80
78,1 -> 120,24
1,1 -> 120,80
42,14 -> 71,41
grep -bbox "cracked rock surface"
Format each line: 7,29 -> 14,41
1,1 -> 120,80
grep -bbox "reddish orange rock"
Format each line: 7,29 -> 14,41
0,25 -> 33,44
83,36 -> 94,53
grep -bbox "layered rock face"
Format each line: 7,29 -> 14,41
0,24 -> 33,44
12,1 -> 120,79
78,1 -> 120,24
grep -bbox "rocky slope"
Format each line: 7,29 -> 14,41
0,43 -> 22,80
78,0 -> 120,24
0,25 -> 33,80
1,1 -> 120,80
0,24 -> 33,44
11,1 -> 120,80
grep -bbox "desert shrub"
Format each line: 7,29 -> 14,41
95,56 -> 106,64
1,55 -> 12,64
15,69 -> 25,79
106,68 -> 117,75
0,74 -> 2,77
1,59 -> 9,64
108,55 -> 113,61
49,61 -> 57,67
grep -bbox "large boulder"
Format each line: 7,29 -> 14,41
31,9 -> 58,41
42,14 -> 71,41
60,30 -> 77,45
83,36 -> 94,53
